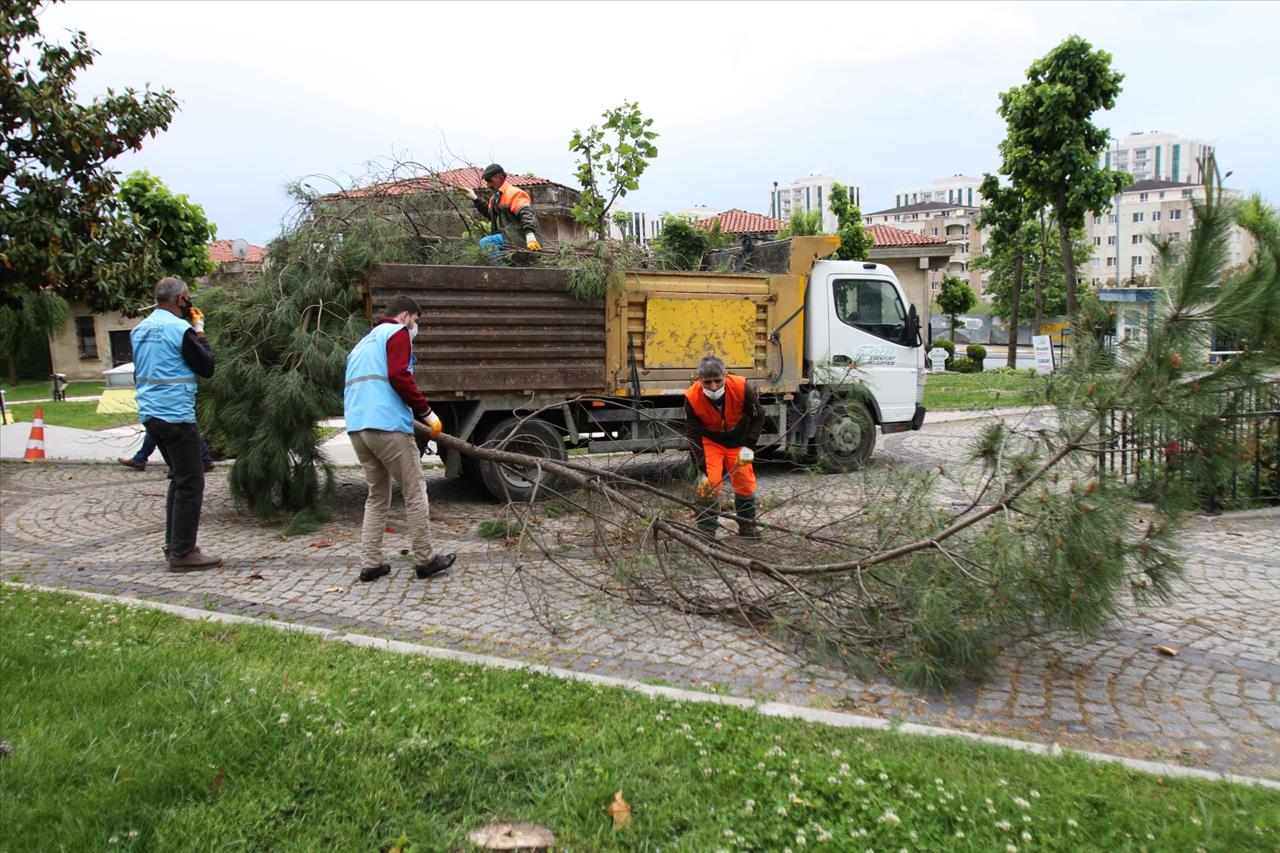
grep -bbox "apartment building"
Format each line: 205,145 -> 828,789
767,172 -> 862,234
1084,178 -> 1252,287
890,175 -> 985,211
864,200 -> 984,297
1102,131 -> 1214,185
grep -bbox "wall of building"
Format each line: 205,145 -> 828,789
49,304 -> 142,381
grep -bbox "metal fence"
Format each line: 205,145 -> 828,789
1098,380 -> 1280,510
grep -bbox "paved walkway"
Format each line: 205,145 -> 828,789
2,413 -> 1277,780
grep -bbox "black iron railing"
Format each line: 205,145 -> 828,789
1098,380 -> 1280,510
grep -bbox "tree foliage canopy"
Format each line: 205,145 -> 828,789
775,207 -> 823,239
828,182 -> 873,260
0,0 -> 178,312
936,274 -> 977,336
996,35 -> 1128,315
569,101 -> 658,239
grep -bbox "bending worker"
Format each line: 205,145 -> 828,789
459,163 -> 543,258
343,295 -> 456,584
684,355 -> 765,538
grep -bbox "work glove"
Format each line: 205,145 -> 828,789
458,186 -> 477,200
695,475 -> 714,499
736,447 -> 754,465
189,306 -> 205,334
525,233 -> 541,252
424,411 -> 443,438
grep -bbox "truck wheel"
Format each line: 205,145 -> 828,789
477,417 -> 568,502
815,401 -> 876,472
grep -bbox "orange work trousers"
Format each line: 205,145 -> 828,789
702,438 -> 756,497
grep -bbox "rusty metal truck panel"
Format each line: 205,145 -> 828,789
368,264 -> 606,397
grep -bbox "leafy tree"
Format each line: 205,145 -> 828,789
1,0 -> 179,313
650,216 -> 734,270
828,182 -> 873,260
976,174 -> 1027,365
775,208 -> 823,239
113,171 -> 217,288
569,101 -> 658,239
0,288 -> 66,383
936,274 -> 976,340
997,35 -> 1128,318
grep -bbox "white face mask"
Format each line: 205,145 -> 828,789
407,322 -> 419,341
703,385 -> 725,401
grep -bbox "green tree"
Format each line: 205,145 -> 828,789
828,182 -> 873,260
1,0 -> 179,313
0,288 -> 66,383
936,275 -> 977,341
569,101 -> 659,239
996,35 -> 1128,318
112,171 -> 217,287
976,174 -> 1028,366
650,216 -> 734,270
775,208 -> 823,239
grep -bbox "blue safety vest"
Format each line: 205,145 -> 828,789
131,309 -> 198,423
344,323 -> 415,433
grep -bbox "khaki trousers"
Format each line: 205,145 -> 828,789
349,429 -> 434,568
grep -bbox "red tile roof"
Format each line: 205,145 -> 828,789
698,208 -> 788,234
335,167 -> 553,198
868,224 -> 949,247
208,240 -> 266,263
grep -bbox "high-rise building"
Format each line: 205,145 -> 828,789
1102,131 -> 1214,185
767,172 -> 862,234
1083,178 -> 1252,287
890,175 -> 984,211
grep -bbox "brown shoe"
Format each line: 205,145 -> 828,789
118,456 -> 145,471
168,548 -> 223,572
203,461 -> 216,473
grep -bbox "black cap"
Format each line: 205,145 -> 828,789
481,163 -> 504,180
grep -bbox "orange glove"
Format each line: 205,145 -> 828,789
188,306 -> 205,333
424,411 -> 443,437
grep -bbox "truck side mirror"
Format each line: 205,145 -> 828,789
903,304 -> 921,347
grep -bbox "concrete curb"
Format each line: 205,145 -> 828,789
11,582 -> 1278,792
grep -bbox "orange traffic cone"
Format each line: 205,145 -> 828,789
22,406 -> 46,462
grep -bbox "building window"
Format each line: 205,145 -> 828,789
1169,232 -> 1180,242
1132,256 -> 1143,267
1139,192 -> 1149,202
1158,191 -> 1166,199
75,316 -> 98,360
1152,211 -> 1160,221
1106,257 -> 1115,267
1092,257 -> 1100,267
1132,212 -> 1144,223
1169,209 -> 1182,220
1172,143 -> 1180,181
1108,214 -> 1118,224
1093,237 -> 1102,246
1107,235 -> 1117,245
1093,215 -> 1102,225
1181,189 -> 1193,198
1132,234 -> 1143,244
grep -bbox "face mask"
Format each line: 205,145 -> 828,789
407,323 -> 419,341
703,385 -> 725,401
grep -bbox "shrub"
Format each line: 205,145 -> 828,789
966,343 -> 987,363
950,359 -> 982,373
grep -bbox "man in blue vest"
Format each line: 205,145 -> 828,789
130,276 -> 220,571
344,295 -> 456,583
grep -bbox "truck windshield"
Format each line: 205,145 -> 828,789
832,279 -> 907,342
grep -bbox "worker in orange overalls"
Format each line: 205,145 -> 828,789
459,163 -> 543,260
684,355 -> 766,537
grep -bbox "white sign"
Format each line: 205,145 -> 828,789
927,347 -> 949,372
1032,335 -> 1055,374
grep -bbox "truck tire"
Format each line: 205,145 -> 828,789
477,416 -> 568,502
815,400 -> 876,472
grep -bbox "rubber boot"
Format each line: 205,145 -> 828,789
735,494 -> 760,538
694,497 -> 719,537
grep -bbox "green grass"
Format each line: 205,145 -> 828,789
5,400 -> 134,430
2,587 -> 1276,851
924,371 -> 1048,411
0,379 -> 105,402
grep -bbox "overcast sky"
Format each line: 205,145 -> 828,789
38,0 -> 1280,245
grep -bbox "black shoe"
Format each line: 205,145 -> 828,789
414,553 -> 455,579
358,563 -> 390,583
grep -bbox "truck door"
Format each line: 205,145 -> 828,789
824,276 -> 918,424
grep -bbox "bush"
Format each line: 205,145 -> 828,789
950,359 -> 982,373
966,343 -> 987,363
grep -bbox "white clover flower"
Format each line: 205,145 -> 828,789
744,799 -> 755,812
127,831 -> 138,840
909,830 -> 918,842
996,820 -> 1013,831
955,830 -> 966,839
795,832 -> 806,846
108,836 -> 118,844
827,776 -> 838,785
277,713 -> 289,727
703,767 -> 713,776
790,773 -> 804,787
777,806 -> 788,816
1030,790 -> 1040,799
1022,831 -> 1032,842
636,726 -> 645,734
879,772 -> 889,781
1007,846 -> 1018,853
854,777 -> 866,787
998,778 -> 1008,787
878,809 -> 901,827
1013,796 -> 1031,810
1067,818 -> 1079,828
935,777 -> 944,786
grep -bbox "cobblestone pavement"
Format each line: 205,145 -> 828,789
2,412 -> 1277,780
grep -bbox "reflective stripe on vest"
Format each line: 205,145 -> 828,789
343,323 -> 413,433
684,373 -> 746,432
131,309 -> 198,423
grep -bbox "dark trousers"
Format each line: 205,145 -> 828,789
143,418 -> 205,558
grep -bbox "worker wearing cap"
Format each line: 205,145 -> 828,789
684,355 -> 766,538
459,163 -> 543,258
